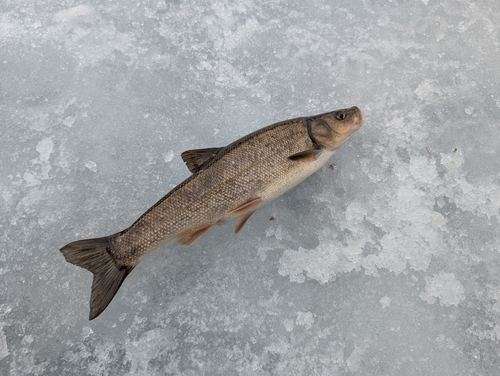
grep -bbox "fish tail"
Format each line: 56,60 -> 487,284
60,235 -> 133,320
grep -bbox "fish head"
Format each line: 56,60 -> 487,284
308,106 -> 363,150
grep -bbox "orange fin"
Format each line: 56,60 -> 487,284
181,147 -> 223,173
234,211 -> 255,234
176,224 -> 214,245
288,149 -> 322,162
229,197 -> 261,215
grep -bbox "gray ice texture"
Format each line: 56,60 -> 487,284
1,0 -> 499,375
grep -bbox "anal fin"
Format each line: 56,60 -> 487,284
234,211 -> 255,234
176,224 -> 214,245
288,149 -> 322,162
181,147 -> 223,173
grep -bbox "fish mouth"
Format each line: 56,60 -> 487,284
349,106 -> 364,129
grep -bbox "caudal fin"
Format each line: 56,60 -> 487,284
60,235 -> 133,320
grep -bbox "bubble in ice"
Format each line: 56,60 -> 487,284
85,160 -> 97,172
82,326 -> 93,339
379,296 -> 391,309
62,116 -> 76,127
163,150 -> 174,163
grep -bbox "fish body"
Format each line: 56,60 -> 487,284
61,106 -> 363,319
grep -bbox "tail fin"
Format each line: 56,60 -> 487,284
60,235 -> 133,320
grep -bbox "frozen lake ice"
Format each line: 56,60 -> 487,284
1,0 -> 500,374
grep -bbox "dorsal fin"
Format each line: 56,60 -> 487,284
181,147 -> 223,173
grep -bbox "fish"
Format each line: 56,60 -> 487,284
61,106 -> 363,320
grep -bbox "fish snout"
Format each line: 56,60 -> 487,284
332,106 -> 363,137
348,106 -> 364,130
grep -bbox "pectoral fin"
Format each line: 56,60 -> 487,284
288,149 -> 322,162
181,147 -> 223,173
176,224 -> 214,245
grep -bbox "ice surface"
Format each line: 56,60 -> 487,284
420,271 -> 466,307
1,0 -> 500,375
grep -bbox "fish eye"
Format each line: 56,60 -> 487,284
336,112 -> 346,120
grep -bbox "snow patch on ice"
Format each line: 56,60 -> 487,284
420,272 -> 466,307
125,328 -> 176,374
82,326 -> 93,339
23,172 -> 41,187
346,342 -> 370,373
279,145 -> 498,286
0,325 -> 8,360
296,311 -> 314,330
283,318 -> 294,332
36,138 -> 54,163
266,224 -> 291,241
62,116 -> 76,128
50,4 -> 137,69
85,160 -> 97,172
279,246 -> 337,284
440,149 -> 500,218
379,296 -> 391,309
53,4 -> 94,24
